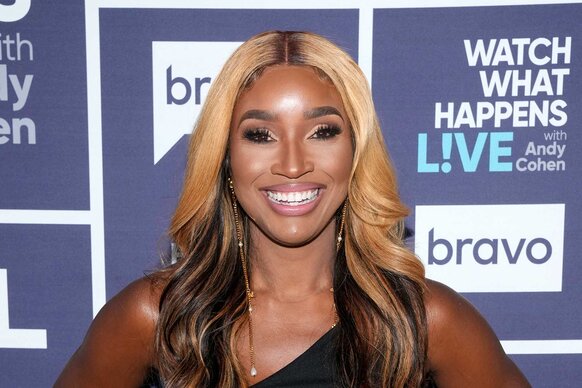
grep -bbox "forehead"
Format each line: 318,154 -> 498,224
233,65 -> 344,113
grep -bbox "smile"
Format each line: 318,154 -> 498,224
266,189 -> 320,206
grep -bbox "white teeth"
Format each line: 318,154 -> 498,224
266,189 -> 319,206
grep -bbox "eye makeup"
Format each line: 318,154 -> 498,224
310,124 -> 342,140
243,128 -> 273,143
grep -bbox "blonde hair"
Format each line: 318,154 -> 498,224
156,31 -> 428,387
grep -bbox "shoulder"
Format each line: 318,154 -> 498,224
105,274 -> 165,327
89,274 -> 165,346
55,275 -> 167,387
92,274 -> 164,342
424,279 -> 530,388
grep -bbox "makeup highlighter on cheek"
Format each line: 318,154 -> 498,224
228,65 -> 352,248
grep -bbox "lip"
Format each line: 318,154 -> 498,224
260,183 -> 325,216
261,183 -> 324,192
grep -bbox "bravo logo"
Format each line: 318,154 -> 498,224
415,204 -> 564,292
0,0 -> 31,22
152,41 -> 241,164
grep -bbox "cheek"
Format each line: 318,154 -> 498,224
320,141 -> 353,186
228,141 -> 271,189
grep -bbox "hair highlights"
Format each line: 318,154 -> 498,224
155,31 -> 428,387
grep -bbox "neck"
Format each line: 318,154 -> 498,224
248,221 -> 336,302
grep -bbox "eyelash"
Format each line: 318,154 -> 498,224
311,124 -> 342,140
242,124 -> 342,144
243,128 -> 273,143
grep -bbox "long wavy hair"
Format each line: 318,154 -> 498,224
155,31 -> 428,387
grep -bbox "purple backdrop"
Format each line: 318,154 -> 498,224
1,1 -> 580,386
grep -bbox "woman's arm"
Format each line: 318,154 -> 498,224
54,277 -> 161,388
425,279 -> 530,387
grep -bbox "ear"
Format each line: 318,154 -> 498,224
222,153 -> 237,207
222,149 -> 232,182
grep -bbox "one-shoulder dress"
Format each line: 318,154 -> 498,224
141,326 -> 437,387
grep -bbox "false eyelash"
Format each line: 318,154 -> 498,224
243,128 -> 273,143
312,124 -> 342,140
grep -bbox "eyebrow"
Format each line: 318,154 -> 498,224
304,106 -> 343,120
237,106 -> 343,126
238,110 -> 277,126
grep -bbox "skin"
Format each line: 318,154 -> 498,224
228,66 -> 353,382
55,66 -> 530,387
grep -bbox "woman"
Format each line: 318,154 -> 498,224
56,31 -> 530,387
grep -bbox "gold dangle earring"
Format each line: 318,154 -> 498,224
227,177 -> 257,377
330,200 -> 347,329
336,200 -> 348,252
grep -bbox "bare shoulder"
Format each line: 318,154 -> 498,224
54,274 -> 167,387
424,279 -> 530,388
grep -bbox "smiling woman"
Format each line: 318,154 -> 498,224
55,31 -> 530,388
229,66 -> 352,246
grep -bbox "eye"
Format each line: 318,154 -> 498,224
243,128 -> 274,143
311,124 -> 342,140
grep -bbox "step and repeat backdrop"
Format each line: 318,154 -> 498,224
1,1 -> 581,386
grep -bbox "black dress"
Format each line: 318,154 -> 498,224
251,327 -> 437,388
251,326 -> 337,387
141,326 -> 437,387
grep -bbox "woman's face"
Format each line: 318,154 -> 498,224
229,65 -> 353,247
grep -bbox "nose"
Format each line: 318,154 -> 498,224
270,139 -> 314,178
